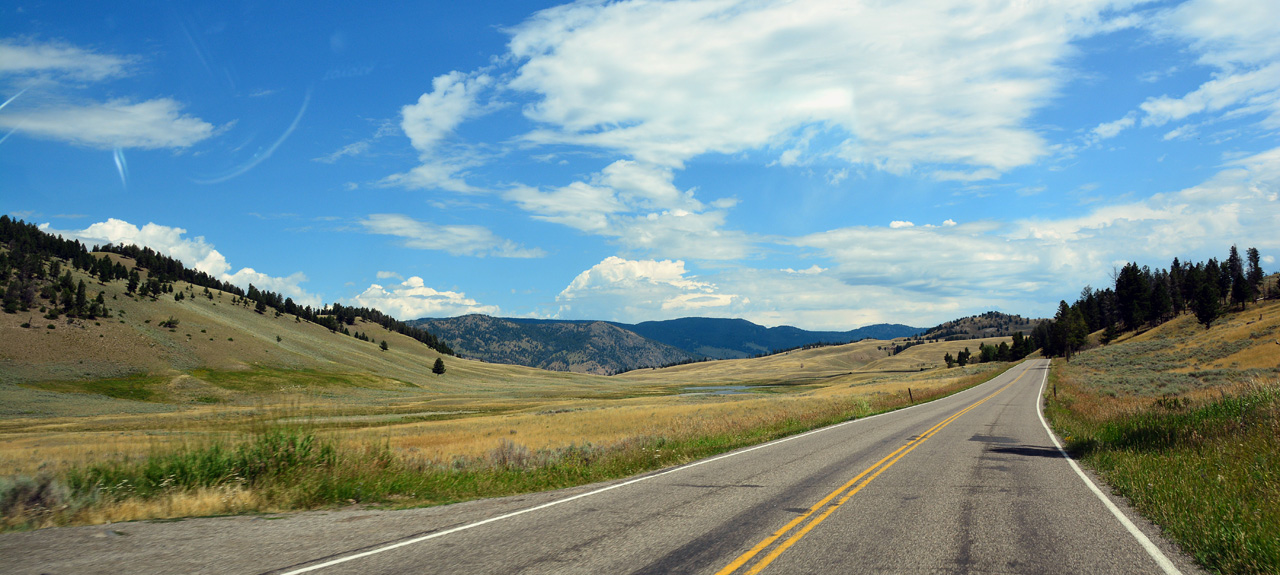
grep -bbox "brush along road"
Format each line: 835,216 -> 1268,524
1,359 -> 1202,574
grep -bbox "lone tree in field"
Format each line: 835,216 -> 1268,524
432,357 -> 446,375
380,340 -> 388,351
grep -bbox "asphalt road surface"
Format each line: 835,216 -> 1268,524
2,359 -> 1204,574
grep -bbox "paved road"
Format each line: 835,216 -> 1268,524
3,359 -> 1203,574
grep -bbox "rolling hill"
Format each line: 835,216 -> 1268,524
918,311 -> 1041,341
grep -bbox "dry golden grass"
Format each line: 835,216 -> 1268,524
3,256 -> 1028,526
1,327 -> 1015,478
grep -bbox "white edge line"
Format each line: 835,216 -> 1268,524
1033,359 -> 1183,575
278,363 -> 1024,574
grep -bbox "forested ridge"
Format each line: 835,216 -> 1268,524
1033,245 -> 1272,359
0,215 -> 452,355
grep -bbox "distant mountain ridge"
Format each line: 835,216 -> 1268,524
607,317 -> 923,359
407,315 -> 696,375
410,315 -> 924,373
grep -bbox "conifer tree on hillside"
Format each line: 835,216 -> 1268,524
1246,247 -> 1264,293
432,357 -> 446,375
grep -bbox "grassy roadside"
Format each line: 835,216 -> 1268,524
1,364 -> 1013,531
1044,356 -> 1280,573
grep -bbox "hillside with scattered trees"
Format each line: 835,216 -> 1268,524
1033,245 -> 1272,359
0,216 -> 452,356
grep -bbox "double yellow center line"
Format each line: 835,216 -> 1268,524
715,368 -> 1028,575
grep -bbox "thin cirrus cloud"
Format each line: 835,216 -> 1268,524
0,39 -> 217,150
1090,0 -> 1280,137
358,213 -> 545,258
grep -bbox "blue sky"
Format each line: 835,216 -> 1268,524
3,0 -> 1278,329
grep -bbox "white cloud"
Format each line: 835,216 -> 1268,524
773,145 -> 1279,321
1090,112 -> 1137,140
376,270 -> 403,280
889,221 -> 914,229
506,0 -> 1122,174
39,218 -> 321,306
1139,0 -> 1280,129
504,160 -> 752,260
401,72 -> 492,153
782,265 -> 826,275
0,98 -> 215,149
0,40 -> 216,150
0,39 -> 133,81
556,256 -> 745,321
346,276 -> 499,320
384,72 -> 493,192
359,213 -> 545,258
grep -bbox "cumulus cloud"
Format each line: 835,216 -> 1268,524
383,72 -> 493,192
359,213 -> 545,258
556,256 -> 746,321
504,160 -> 752,260
39,218 -> 321,306
346,276 -> 499,320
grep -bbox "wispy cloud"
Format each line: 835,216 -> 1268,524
0,97 -> 215,149
0,39 -> 134,81
359,213 -> 545,258
0,39 -> 217,150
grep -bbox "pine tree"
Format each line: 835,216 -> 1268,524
1193,276 -> 1221,329
1228,245 -> 1251,309
1246,247 -> 1264,292
75,280 -> 87,315
380,340 -> 388,351
432,357 -> 446,375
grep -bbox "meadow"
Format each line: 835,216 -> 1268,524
1044,299 -> 1280,574
1,288 -> 1015,530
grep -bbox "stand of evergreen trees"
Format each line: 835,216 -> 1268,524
0,216 -> 452,356
944,332 -> 1036,367
1033,245 -> 1269,359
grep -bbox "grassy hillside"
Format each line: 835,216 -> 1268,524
1045,299 -> 1280,573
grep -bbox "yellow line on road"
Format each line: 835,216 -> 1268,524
715,366 -> 1028,575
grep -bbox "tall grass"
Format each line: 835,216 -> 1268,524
1,363 -> 1010,530
1047,369 -> 1280,574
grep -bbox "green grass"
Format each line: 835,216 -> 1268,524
1047,371 -> 1280,574
24,374 -> 170,402
189,367 -> 399,393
